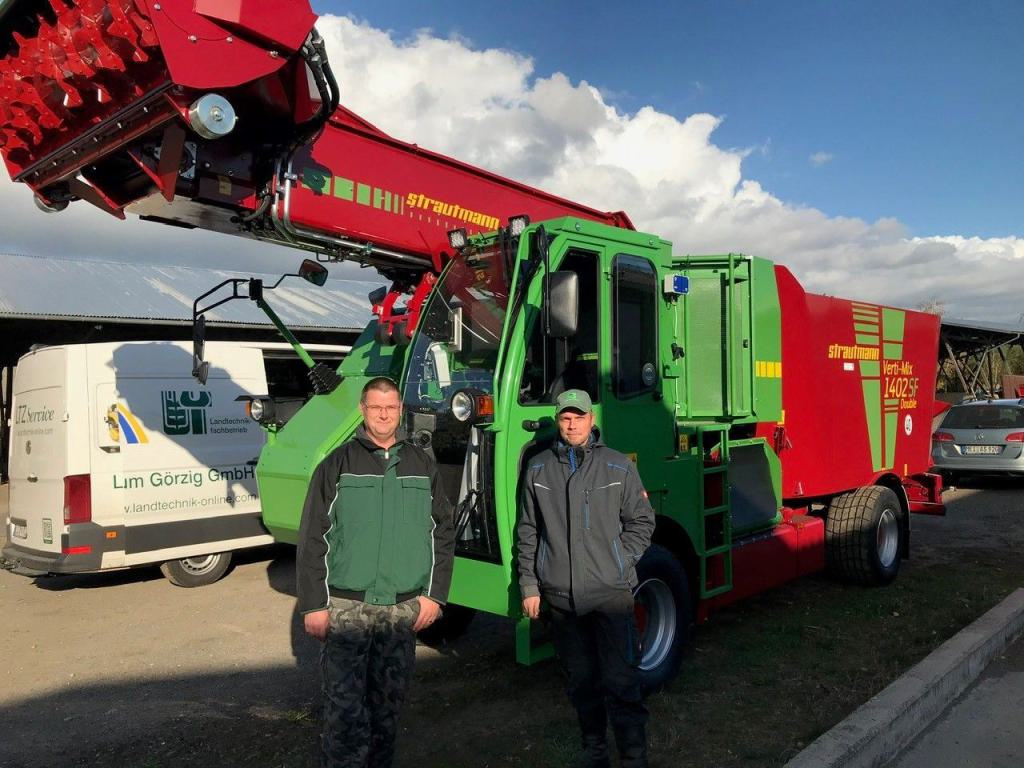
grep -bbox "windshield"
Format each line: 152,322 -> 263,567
402,243 -> 509,412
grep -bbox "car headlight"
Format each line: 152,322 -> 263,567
451,391 -> 473,422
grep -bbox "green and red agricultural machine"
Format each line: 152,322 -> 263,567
0,0 -> 944,686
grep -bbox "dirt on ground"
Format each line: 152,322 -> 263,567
1,477 -> 1022,768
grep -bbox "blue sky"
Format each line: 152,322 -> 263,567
321,0 -> 1023,240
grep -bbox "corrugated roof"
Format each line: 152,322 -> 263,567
942,317 -> 1024,336
0,253 -> 383,331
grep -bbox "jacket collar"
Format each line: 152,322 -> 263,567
354,423 -> 408,454
554,428 -> 603,464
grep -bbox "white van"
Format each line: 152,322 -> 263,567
3,340 -> 345,586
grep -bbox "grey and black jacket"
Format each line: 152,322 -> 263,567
517,431 -> 655,614
296,425 -> 454,614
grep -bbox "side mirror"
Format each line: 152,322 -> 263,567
299,259 -> 328,287
545,271 -> 578,337
192,314 -> 209,385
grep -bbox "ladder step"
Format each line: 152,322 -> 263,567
702,583 -> 733,598
702,505 -> 730,516
702,466 -> 728,475
705,544 -> 731,556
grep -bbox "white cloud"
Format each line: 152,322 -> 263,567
809,151 -> 834,167
316,15 -> 1023,321
1,14 -> 1021,323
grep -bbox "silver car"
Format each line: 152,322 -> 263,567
932,399 -> 1024,482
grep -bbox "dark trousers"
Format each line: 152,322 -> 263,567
320,597 -> 419,768
548,605 -> 649,733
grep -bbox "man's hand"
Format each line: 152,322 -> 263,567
522,595 -> 541,620
303,609 -> 330,641
413,596 -> 441,632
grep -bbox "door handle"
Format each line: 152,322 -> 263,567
27,474 -> 38,483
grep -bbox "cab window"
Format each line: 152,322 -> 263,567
613,254 -> 657,398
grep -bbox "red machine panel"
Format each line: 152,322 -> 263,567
283,108 -> 633,270
773,265 -> 940,500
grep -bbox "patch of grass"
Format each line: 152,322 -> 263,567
284,707 -> 314,723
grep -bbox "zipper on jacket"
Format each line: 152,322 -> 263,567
584,490 -> 590,530
612,538 -> 625,581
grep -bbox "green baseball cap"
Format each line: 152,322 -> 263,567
555,389 -> 593,415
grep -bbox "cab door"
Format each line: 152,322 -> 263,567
596,251 -> 672,504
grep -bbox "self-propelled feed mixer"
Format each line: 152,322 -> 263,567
0,0 -> 944,687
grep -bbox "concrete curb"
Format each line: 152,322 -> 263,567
785,587 -> 1024,768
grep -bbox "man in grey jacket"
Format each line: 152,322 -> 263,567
517,389 -> 656,768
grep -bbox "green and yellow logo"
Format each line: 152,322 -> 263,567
301,168 -> 501,232
162,390 -> 212,436
845,303 -> 920,472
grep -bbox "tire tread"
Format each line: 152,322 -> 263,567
825,486 -> 900,586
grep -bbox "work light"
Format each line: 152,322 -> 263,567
448,228 -> 468,250
508,215 -> 530,237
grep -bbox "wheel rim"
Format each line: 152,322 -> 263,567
179,555 -> 219,576
876,508 -> 899,568
634,578 -> 676,672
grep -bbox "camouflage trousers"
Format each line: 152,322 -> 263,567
320,596 -> 420,768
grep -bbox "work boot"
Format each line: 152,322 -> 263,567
576,708 -> 610,768
613,724 -> 649,768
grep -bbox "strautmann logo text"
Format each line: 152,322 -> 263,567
301,168 -> 501,231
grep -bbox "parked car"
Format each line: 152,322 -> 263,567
931,399 -> 1024,483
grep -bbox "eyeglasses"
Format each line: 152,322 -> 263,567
363,404 -> 400,416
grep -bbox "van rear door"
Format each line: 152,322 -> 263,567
7,348 -> 67,558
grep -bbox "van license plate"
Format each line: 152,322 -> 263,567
963,445 -> 1000,455
12,523 -> 27,540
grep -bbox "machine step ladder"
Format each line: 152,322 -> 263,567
697,423 -> 733,598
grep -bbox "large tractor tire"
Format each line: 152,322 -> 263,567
159,552 -> 232,587
633,545 -> 693,693
825,486 -> 904,586
417,603 -> 477,647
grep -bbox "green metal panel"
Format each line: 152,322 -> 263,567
677,254 -> 765,421
749,257 -> 783,424
684,273 -> 727,416
257,322 -> 404,543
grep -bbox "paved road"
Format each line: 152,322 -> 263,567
890,631 -> 1024,768
891,477 -> 1024,768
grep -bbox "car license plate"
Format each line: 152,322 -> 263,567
963,445 -> 1001,455
12,523 -> 27,540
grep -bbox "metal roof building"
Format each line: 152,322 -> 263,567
0,253 -> 384,481
0,252 -> 384,367
0,252 -> 381,332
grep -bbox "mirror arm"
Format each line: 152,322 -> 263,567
255,297 -> 316,370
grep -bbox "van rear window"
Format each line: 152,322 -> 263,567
941,405 -> 1024,429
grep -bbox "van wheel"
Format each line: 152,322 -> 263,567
825,486 -> 903,586
417,604 -> 477,647
633,545 -> 693,693
160,552 -> 232,587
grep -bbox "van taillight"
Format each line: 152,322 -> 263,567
63,474 -> 92,525
1006,433 -> 1024,443
932,432 -> 954,442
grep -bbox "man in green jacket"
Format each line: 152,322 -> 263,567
297,376 -> 454,768
517,389 -> 655,768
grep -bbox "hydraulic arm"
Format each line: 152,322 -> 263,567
0,0 -> 632,337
